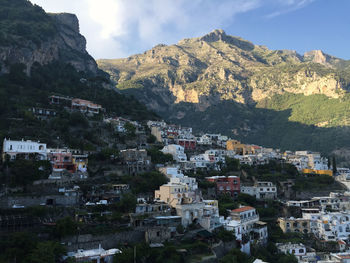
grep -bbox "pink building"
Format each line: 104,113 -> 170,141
206,176 -> 240,197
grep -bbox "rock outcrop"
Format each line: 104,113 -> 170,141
0,12 -> 98,75
98,29 -> 349,113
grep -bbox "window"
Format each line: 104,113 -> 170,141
299,249 -> 304,253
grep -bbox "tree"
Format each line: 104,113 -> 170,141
332,156 -> 337,175
53,216 -> 78,238
147,147 -> 173,164
219,248 -> 253,263
27,242 -> 65,263
124,122 -> 136,138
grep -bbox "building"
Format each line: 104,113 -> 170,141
119,149 -> 152,175
226,140 -> 255,155
72,154 -> 88,173
326,252 -> 350,263
176,138 -> 196,150
71,98 -> 103,114
278,217 -> 311,234
206,176 -> 240,197
158,166 -> 184,179
302,169 -> 333,176
47,149 -> 75,173
224,206 -> 268,254
276,243 -> 317,263
29,107 -> 57,119
49,95 -> 72,105
161,144 -> 187,162
66,245 -> 121,263
154,175 -> 221,230
2,138 -> 47,161
155,182 -> 193,208
135,202 -> 171,215
241,181 -> 277,200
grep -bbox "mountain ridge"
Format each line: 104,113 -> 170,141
97,29 -> 350,156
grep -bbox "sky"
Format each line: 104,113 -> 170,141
29,0 -> 350,60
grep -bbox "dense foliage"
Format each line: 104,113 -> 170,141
0,62 -> 157,150
0,0 -> 57,45
0,232 -> 65,263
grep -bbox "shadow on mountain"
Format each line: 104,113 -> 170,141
162,100 -> 350,155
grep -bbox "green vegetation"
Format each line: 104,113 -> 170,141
0,0 -> 57,45
166,99 -> 350,155
0,61 -> 157,152
147,146 -> 173,164
258,93 -> 350,127
119,171 -> 168,194
0,159 -> 51,187
0,232 -> 65,263
243,160 -> 343,193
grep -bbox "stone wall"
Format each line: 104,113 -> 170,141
0,194 -> 78,208
62,230 -> 145,251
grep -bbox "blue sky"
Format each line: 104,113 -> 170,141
30,0 -> 349,60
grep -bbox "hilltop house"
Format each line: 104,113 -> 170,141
2,138 -> 47,162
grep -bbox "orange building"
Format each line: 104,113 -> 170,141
226,140 -> 255,155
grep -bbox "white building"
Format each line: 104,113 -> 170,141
2,138 -> 47,161
291,151 -> 329,171
196,135 -> 212,145
161,144 -> 187,162
224,206 -> 268,254
154,174 -> 220,231
276,242 -> 316,263
327,252 -> 350,263
158,166 -> 184,179
66,245 -> 121,263
190,154 -> 211,168
241,181 -> 277,200
314,212 -> 350,241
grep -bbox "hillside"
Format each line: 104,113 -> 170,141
98,29 -> 350,157
0,0 -> 158,150
0,0 -> 98,75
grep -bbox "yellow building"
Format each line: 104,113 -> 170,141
72,154 -> 88,173
278,217 -> 311,234
226,140 -> 255,155
155,183 -> 191,208
302,169 -> 333,176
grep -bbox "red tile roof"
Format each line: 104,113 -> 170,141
231,206 -> 255,213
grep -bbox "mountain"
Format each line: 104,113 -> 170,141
0,0 -> 157,151
0,0 -> 98,75
98,29 -> 350,158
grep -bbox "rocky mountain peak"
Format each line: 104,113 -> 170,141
199,29 -> 226,42
50,13 -> 80,34
304,50 -> 328,64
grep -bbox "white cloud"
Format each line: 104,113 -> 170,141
29,0 -> 314,59
266,0 -> 315,18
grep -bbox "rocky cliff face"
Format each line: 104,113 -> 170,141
0,12 -> 98,75
98,29 -> 349,114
